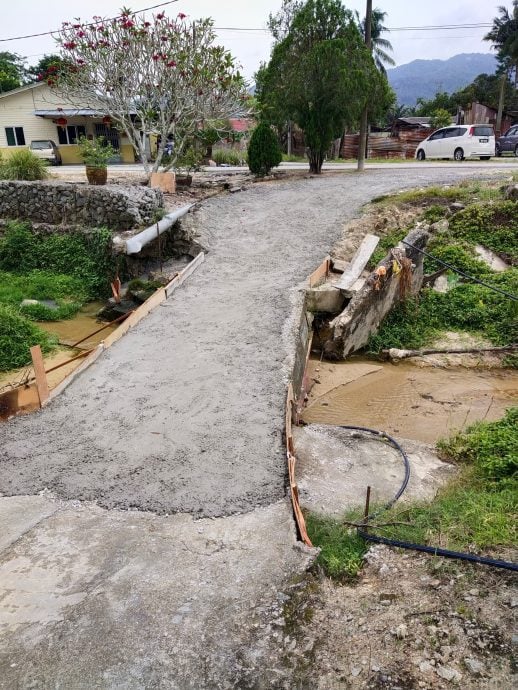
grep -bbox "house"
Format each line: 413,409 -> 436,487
462,102 -> 516,135
390,116 -> 432,137
0,82 -> 136,164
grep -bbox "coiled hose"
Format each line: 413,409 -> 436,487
339,425 -> 518,572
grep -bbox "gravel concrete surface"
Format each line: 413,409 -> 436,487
0,167 -> 507,516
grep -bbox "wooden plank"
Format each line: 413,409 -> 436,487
308,257 -> 330,288
30,345 -> 49,406
334,234 -> 379,291
48,345 -> 105,402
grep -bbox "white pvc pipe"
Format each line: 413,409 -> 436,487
124,204 -> 193,254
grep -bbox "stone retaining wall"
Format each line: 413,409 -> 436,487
0,181 -> 163,230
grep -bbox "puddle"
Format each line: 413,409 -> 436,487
302,357 -> 518,444
37,301 -> 117,350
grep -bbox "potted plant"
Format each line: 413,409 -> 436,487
174,145 -> 202,187
77,135 -> 115,185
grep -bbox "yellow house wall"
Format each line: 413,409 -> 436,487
0,83 -> 135,164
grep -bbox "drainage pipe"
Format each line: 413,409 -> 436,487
124,204 -> 193,255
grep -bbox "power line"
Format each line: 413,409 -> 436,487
213,22 -> 493,33
0,0 -> 180,43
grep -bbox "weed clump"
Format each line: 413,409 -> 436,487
0,304 -> 55,370
0,149 -> 48,181
305,513 -> 368,579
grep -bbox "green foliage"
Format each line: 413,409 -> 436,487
0,223 -> 115,299
448,202 -> 518,265
247,123 -> 282,175
437,408 -> 518,481
423,241 -> 492,279
173,145 -> 202,172
0,149 -> 48,181
0,51 -> 26,92
305,512 -> 368,579
0,304 -> 56,371
257,0 -> 394,173
421,204 -> 447,223
430,108 -> 452,130
77,136 -> 116,168
368,228 -> 407,269
367,298 -> 437,352
212,149 -> 244,166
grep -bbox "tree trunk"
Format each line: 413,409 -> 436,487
308,150 -> 324,174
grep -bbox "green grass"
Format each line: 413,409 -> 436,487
306,410 -> 518,579
305,512 -> 368,580
0,304 -> 56,370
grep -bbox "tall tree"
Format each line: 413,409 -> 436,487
357,8 -> 395,73
0,52 -> 26,93
53,8 -> 246,174
484,1 -> 518,85
27,54 -> 65,83
257,0 -> 392,173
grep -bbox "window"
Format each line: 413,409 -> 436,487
443,128 -> 458,138
57,125 -> 86,145
472,126 -> 493,137
5,126 -> 25,146
429,130 -> 445,141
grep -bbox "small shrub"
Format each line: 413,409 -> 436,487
0,304 -> 55,371
212,149 -> 243,166
19,301 -> 81,321
305,513 -> 367,579
77,136 -> 115,167
247,123 -> 282,176
0,149 -> 48,181
424,242 -> 492,278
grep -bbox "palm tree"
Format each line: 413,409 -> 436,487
484,1 -> 518,85
356,8 -> 395,73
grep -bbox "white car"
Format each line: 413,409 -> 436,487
415,125 -> 495,161
29,140 -> 62,165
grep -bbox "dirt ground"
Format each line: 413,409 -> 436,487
293,545 -> 517,690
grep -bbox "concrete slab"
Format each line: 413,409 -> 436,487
293,425 -> 456,517
0,495 -> 59,552
0,497 -> 313,689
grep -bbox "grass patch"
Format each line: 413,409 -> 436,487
372,185 -> 469,207
305,512 -> 368,579
367,269 -> 518,354
0,304 -> 56,370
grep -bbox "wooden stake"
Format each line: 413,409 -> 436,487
30,345 -> 49,406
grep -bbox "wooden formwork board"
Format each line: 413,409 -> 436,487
308,256 -> 331,288
285,385 -> 312,547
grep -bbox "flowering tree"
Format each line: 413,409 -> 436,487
50,8 -> 246,173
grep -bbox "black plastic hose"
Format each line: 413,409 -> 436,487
338,425 -> 518,572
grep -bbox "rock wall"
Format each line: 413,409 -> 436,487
0,181 -> 163,230
325,228 -> 429,359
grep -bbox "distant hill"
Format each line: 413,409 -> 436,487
387,53 -> 498,106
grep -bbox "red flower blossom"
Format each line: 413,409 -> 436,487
166,61 -> 176,67
152,54 -> 160,61
156,12 -> 165,19
76,31 -> 85,38
144,21 -> 151,27
63,41 -> 77,50
178,13 -> 187,20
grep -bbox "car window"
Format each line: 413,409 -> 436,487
429,130 -> 445,140
443,128 -> 459,138
456,127 -> 467,136
472,126 -> 493,137
508,127 -> 518,136
30,141 -> 52,149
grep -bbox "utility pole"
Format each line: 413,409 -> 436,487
357,0 -> 373,172
495,72 -> 506,137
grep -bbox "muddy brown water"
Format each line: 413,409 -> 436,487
302,357 -> 518,444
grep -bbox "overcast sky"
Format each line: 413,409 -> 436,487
1,0 -> 500,78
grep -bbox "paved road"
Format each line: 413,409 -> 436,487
0,166 -> 511,688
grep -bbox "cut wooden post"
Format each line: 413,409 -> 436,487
30,345 -> 49,406
334,234 -> 380,291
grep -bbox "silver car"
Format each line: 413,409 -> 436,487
30,140 -> 62,165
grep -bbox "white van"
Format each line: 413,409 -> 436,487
415,125 -> 495,161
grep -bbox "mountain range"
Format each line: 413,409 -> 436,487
387,53 -> 498,107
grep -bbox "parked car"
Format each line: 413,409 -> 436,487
29,140 -> 62,165
495,124 -> 518,156
415,125 -> 495,161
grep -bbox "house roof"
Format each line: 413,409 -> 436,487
0,81 -> 45,99
396,117 -> 432,127
228,118 -> 253,132
34,109 -> 106,118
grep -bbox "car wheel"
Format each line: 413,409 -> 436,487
454,148 -> 464,161
416,149 -> 425,161
495,144 -> 502,157
479,156 -> 491,161
514,145 -> 518,157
